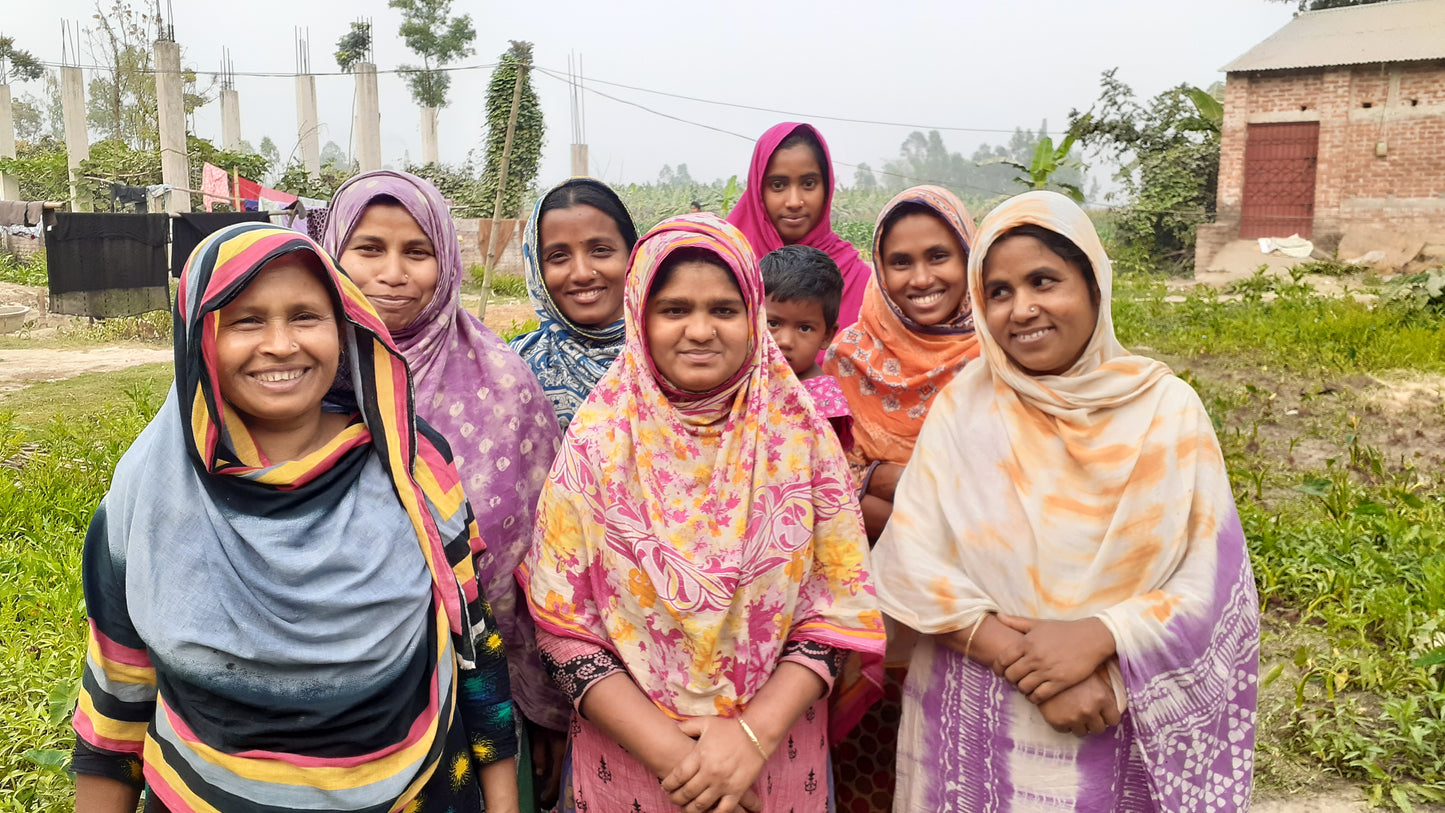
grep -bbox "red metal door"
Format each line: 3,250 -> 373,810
1240,122 -> 1319,238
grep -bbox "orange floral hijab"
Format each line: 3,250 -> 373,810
824,185 -> 980,466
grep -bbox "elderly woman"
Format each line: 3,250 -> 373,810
508,177 -> 639,432
320,171 -> 568,805
72,224 -> 519,812
520,214 -> 885,813
872,191 -> 1259,810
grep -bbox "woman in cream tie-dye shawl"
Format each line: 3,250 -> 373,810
871,191 -> 1259,812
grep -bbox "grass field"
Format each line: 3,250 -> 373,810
1,272 -> 1444,810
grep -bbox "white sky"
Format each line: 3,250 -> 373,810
2,0 -> 1297,191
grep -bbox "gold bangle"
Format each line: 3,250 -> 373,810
737,716 -> 768,761
962,615 -> 986,661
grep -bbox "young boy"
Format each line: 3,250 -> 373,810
761,245 -> 853,451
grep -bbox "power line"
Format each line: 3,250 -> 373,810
532,65 -> 1063,137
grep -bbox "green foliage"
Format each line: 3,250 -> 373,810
880,125 -> 1088,204
0,251 -> 47,287
334,22 -> 373,73
0,384 -> 163,811
0,35 -> 45,82
1384,268 -> 1445,312
1071,70 -> 1222,274
273,162 -> 351,200
0,146 -> 69,202
403,159 -> 488,212
470,268 -> 526,298
479,41 -> 544,220
390,0 -> 476,110
990,116 -> 1089,201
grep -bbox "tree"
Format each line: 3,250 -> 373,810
258,136 -> 280,166
852,162 -> 878,191
390,0 -> 475,109
1069,69 -> 1223,273
334,22 -> 372,73
0,35 -> 45,83
320,140 -> 348,168
84,0 -> 213,150
479,41 -> 544,219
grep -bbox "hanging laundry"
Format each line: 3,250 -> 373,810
235,176 -> 262,206
305,208 -> 330,244
258,186 -> 297,212
298,195 -> 329,209
201,163 -> 230,212
108,183 -> 150,213
0,200 -> 44,227
169,211 -> 271,278
45,213 -> 169,318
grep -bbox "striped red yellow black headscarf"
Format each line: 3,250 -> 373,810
175,222 -> 476,637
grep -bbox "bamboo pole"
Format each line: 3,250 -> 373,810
477,58 -> 527,321
231,166 -> 241,211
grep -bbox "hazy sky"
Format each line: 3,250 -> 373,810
4,0 -> 1296,195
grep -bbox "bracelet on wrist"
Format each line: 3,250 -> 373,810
737,716 -> 768,761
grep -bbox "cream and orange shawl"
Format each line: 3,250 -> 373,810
871,191 -> 1259,808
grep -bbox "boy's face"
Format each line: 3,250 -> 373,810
765,295 -> 836,376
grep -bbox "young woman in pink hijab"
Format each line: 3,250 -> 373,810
728,122 -> 872,329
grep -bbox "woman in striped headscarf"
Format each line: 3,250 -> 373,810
520,214 -> 884,813
72,224 -> 520,812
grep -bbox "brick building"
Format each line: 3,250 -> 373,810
1197,0 -> 1445,268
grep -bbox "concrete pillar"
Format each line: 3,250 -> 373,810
154,40 -> 191,213
60,66 -> 89,212
420,106 -> 438,166
220,87 -> 241,151
570,144 -> 589,178
0,84 -> 18,201
354,63 -> 381,172
295,74 -> 321,175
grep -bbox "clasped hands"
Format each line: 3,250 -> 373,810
656,714 -> 766,813
990,614 -> 1122,737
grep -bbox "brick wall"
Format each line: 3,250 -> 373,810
1212,59 -> 1445,245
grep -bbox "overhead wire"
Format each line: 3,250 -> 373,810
27,50 -> 1227,217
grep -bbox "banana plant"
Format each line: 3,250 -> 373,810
991,115 -> 1089,202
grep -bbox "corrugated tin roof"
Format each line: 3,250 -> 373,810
1222,0 -> 1445,73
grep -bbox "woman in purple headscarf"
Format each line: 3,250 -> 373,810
322,170 -> 567,809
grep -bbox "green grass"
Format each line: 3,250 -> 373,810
1,364 -> 172,434
1,277 -> 1444,809
0,252 -> 47,287
0,382 -> 162,811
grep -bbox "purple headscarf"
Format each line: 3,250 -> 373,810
323,170 -> 568,731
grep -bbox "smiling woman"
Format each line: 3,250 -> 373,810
510,177 -> 640,432
71,224 -> 520,813
729,123 -> 873,330
870,191 -> 1259,811
519,213 -> 884,813
322,171 -> 568,808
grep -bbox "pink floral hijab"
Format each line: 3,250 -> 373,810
520,213 -> 884,719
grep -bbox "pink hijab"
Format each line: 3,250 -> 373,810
728,122 -> 872,329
